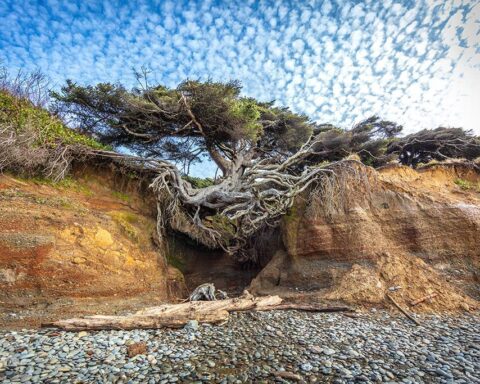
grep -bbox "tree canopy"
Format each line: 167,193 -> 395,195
52,79 -> 313,175
305,116 -> 403,167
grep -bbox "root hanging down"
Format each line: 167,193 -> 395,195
89,137 -> 359,262
189,283 -> 228,301
146,138 -> 359,262
0,123 -> 89,182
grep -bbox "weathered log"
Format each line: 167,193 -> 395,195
43,311 -> 230,331
45,295 -> 356,331
410,293 -> 438,306
386,294 -> 420,326
136,293 -> 282,316
45,294 -> 282,331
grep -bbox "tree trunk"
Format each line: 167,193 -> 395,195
206,145 -> 231,176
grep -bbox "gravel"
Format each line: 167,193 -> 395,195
0,310 -> 478,383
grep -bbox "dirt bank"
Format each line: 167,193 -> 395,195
0,162 -> 188,328
1,161 -> 479,328
250,162 -> 480,312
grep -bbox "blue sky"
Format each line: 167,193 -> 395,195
1,0 -> 479,175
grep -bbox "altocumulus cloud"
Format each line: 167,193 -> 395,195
1,0 -> 479,136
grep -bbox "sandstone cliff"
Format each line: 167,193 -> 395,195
1,161 -> 479,327
250,162 -> 480,312
0,163 -> 186,327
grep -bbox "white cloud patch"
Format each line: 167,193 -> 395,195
0,0 -> 478,144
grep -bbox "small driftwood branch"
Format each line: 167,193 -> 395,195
410,293 -> 438,306
188,283 -> 228,301
343,312 -> 361,319
386,293 -> 420,326
257,303 -> 353,312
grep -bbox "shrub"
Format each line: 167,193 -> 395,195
0,90 -> 105,180
0,91 -> 104,148
454,178 -> 480,192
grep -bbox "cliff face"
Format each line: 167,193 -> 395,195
250,163 -> 480,311
0,163 -> 186,327
1,161 -> 479,327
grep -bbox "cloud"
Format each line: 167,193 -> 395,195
0,0 -> 478,151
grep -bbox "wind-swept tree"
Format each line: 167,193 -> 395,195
52,80 -> 313,174
305,116 -> 402,167
50,77 -> 404,260
52,79 -> 324,258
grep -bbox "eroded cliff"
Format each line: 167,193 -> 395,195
1,161 -> 479,328
0,162 -> 186,327
250,162 -> 480,312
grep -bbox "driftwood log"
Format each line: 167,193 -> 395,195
44,292 -> 355,331
44,293 -> 282,331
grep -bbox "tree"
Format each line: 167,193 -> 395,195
304,116 -> 402,167
52,79 -> 312,175
52,78 -> 324,259
386,127 -> 480,168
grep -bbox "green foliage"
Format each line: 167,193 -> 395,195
0,90 -> 105,149
303,117 -> 402,167
51,78 -> 315,172
183,175 -> 214,188
387,127 -> 480,168
454,178 -> 480,192
230,98 -> 262,140
112,190 -> 131,202
47,76 -> 480,174
258,104 -> 313,153
110,211 -> 139,241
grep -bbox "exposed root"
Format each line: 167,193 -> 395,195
89,137 -> 361,262
189,283 -> 228,301
0,123 -> 89,181
1,121 -> 359,262
305,160 -> 377,220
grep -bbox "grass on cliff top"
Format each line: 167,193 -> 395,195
0,90 -> 105,149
